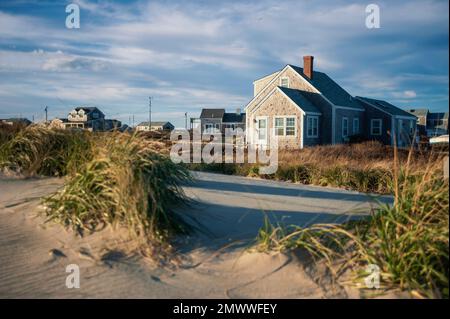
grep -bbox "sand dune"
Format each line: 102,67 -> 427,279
0,173 -> 393,298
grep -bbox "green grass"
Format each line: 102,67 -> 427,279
255,157 -> 449,298
0,126 -> 192,261
0,126 -> 93,176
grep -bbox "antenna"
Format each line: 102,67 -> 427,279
149,96 -> 152,131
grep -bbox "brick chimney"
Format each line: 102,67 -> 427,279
303,55 -> 314,80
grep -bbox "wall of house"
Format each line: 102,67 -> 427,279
302,114 -> 321,147
362,106 -> 392,145
200,118 -> 222,133
334,109 -> 365,144
253,72 -> 280,97
249,89 -> 302,149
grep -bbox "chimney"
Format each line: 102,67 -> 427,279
303,55 -> 314,80
236,108 -> 241,115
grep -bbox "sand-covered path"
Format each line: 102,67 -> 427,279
0,172 -> 391,298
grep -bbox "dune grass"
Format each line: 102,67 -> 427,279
0,126 -> 192,260
0,126 -> 93,177
255,151 -> 449,298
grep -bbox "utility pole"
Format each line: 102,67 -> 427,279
148,96 -> 152,131
185,112 -> 188,129
32,115 -> 35,123
45,106 -> 48,123
132,114 -> 135,127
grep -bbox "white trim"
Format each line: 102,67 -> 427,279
253,71 -> 280,84
370,119 -> 382,136
342,117 -> 349,138
300,115 -> 304,149
395,115 -> 417,120
280,76 -> 290,88
353,118 -> 360,135
245,65 -> 291,111
306,115 -> 319,138
335,105 -> 365,112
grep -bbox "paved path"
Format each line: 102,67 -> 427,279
179,172 -> 392,250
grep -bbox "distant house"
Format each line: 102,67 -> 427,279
244,55 -> 417,149
135,121 -> 174,132
194,108 -> 246,134
51,107 -> 121,131
0,118 -> 32,126
406,109 -> 449,137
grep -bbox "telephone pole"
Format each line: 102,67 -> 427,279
44,106 -> 48,123
185,112 -> 188,129
148,97 -> 152,131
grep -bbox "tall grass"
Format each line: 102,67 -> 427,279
43,134 -> 192,258
0,126 -> 92,176
0,126 -> 192,260
255,154 -> 449,298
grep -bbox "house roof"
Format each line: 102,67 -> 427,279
223,113 -> 245,123
356,96 -> 417,118
406,108 -> 428,117
137,121 -> 172,127
427,112 -> 449,121
278,87 -> 321,114
75,106 -> 104,114
200,108 -> 225,119
289,65 -> 361,109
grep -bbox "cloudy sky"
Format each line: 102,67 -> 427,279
0,0 -> 448,127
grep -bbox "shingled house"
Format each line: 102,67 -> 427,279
245,56 -> 417,149
195,108 -> 246,134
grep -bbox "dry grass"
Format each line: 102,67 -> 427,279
256,151 -> 449,298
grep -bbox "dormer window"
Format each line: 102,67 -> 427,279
280,77 -> 289,88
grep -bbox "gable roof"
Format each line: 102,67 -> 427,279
200,108 -> 225,119
278,87 -> 321,114
289,65 -> 361,109
356,97 -> 416,118
137,121 -> 172,127
223,113 -> 245,123
75,106 -> 103,114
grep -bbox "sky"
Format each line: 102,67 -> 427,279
0,0 -> 448,127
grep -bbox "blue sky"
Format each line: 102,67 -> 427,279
0,0 -> 448,127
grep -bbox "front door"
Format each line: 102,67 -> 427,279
256,117 -> 268,147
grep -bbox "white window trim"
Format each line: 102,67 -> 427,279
342,117 -> 349,138
353,118 -> 360,135
280,77 -> 290,88
272,115 -> 297,137
306,115 -> 319,138
370,119 -> 382,136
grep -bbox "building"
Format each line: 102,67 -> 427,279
406,109 -> 449,137
135,121 -> 175,132
50,107 -> 121,131
244,55 -> 417,149
0,118 -> 32,126
193,108 -> 246,134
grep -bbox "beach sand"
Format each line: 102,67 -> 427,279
0,173 -> 398,298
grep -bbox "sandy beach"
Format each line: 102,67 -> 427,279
0,172 -> 392,298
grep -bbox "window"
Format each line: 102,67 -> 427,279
273,117 -> 296,136
280,77 -> 289,88
258,119 -> 267,140
342,117 -> 349,138
307,116 -> 319,138
274,117 -> 284,136
205,123 -> 214,133
370,119 -> 382,135
353,118 -> 360,135
285,117 -> 295,136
